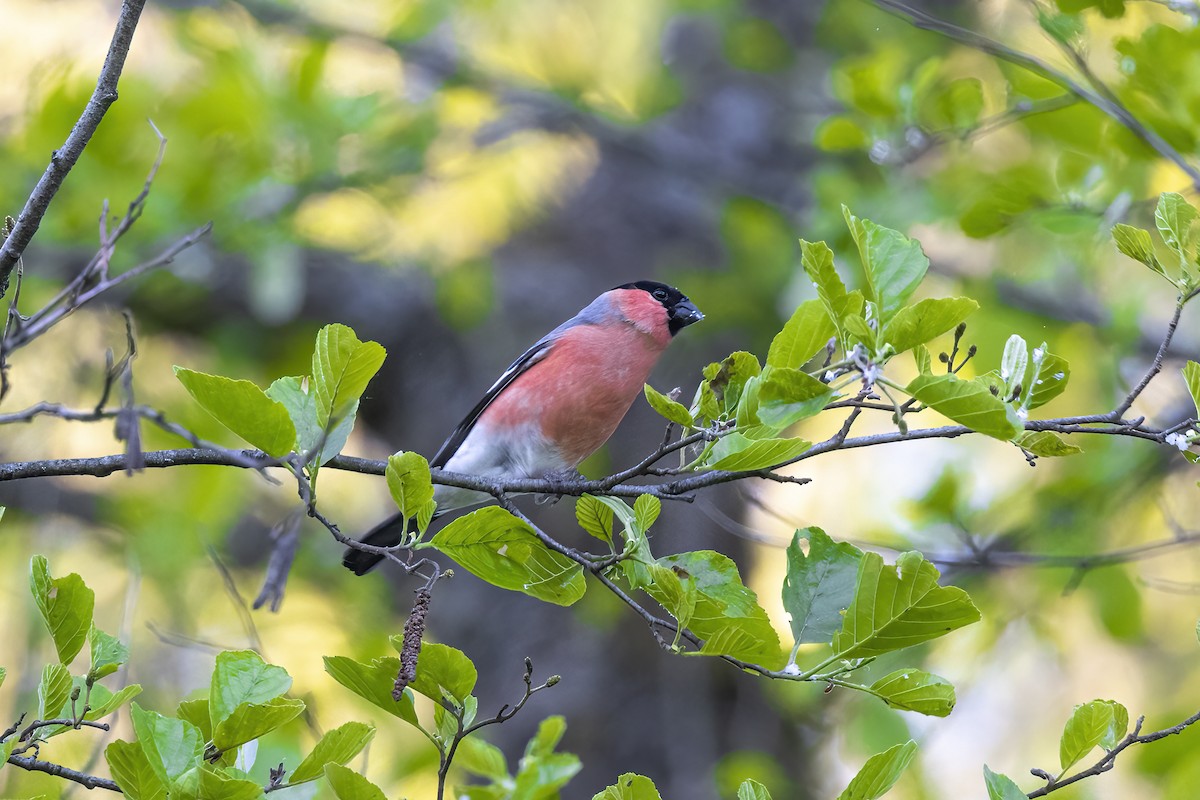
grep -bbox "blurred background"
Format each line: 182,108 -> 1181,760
1,0 -> 1199,797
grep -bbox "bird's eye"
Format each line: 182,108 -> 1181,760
653,288 -> 668,301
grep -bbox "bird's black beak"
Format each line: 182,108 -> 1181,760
668,299 -> 704,336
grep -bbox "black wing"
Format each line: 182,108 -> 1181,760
429,337 -> 557,468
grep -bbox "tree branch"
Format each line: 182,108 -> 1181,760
0,0 -> 149,294
5,753 -> 121,793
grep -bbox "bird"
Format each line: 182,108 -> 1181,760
343,280 -> 704,575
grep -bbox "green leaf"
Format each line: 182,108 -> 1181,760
84,682 -> 142,719
767,299 -> 837,369
212,696 -> 305,751
575,495 -> 614,544
30,555 -> 95,665
288,722 -> 376,785
648,551 -> 784,667
311,323 -> 387,428
511,716 -> 581,797
1000,335 -> 1028,398
755,367 -> 836,428
457,737 -> 509,781
1156,192 -> 1198,274
648,563 -> 698,636
836,740 -> 918,800
1101,701 -> 1129,750
0,666 -> 5,690
833,551 -> 981,660
592,774 -> 664,800
173,367 -> 296,457
704,352 -> 763,415
1060,699 -> 1119,771
38,663 -> 72,720
390,640 -> 477,705
737,779 -> 772,800
868,669 -> 956,717
783,527 -> 864,646
265,376 -> 356,466
1014,431 -> 1081,457
800,239 -> 853,336
129,703 -> 204,785
209,650 -> 292,732
432,507 -> 586,606
105,740 -> 168,800
706,434 -> 811,471
323,655 -> 420,725
89,625 -> 130,681
1027,352 -> 1070,409
906,374 -> 1023,440
914,345 -> 932,375
883,298 -> 978,355
325,763 -> 387,800
1184,361 -> 1200,417
983,765 -> 1026,800
170,765 -> 265,800
842,207 -> 929,321
633,494 -> 661,533
1112,224 -> 1170,282
644,384 -> 694,427
176,699 -> 212,743
386,451 -> 437,533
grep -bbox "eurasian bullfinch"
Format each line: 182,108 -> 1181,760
343,280 -> 703,574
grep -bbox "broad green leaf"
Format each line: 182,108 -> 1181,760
288,722 -> 376,785
868,669 -> 956,717
906,374 -> 1023,440
738,779 -> 772,800
390,640 -> 477,704
1027,352 -> 1070,409
592,774 -> 663,800
129,703 -> 204,785
644,384 -> 694,427
842,207 -> 929,320
457,737 -> 509,781
311,323 -> 387,428
176,699 -> 212,742
783,527 -> 864,646
432,507 -> 586,606
1000,335 -> 1027,397
767,299 -> 837,369
1184,361 -> 1200,417
209,650 -> 292,731
648,551 -> 784,667
511,716 -> 581,797
983,766 -> 1026,800
833,551 -> 981,659
882,297 -> 978,355
323,655 -> 419,725
173,367 -> 296,457
1014,431 -> 1081,457
1156,192 -> 1198,272
1101,700 -> 1129,750
588,495 -> 653,589
842,312 -> 876,350
386,451 -> 437,533
1112,224 -> 1170,282
89,625 -> 130,681
212,696 -> 305,751
30,555 -> 94,665
706,434 -> 811,471
38,663 -> 72,720
265,376 -> 356,466
800,240 -> 852,332
634,494 -> 661,533
170,765 -> 264,800
836,740 -> 918,800
575,495 -> 614,544
914,345 -> 932,375
648,563 -> 698,636
755,367 -> 836,428
325,763 -> 387,800
106,740 -> 167,800
37,680 -> 143,739
1060,699 -> 1125,771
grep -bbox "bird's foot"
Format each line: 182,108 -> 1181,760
534,468 -> 585,505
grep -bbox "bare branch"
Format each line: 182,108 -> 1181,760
0,0 -> 149,293
5,754 -> 121,793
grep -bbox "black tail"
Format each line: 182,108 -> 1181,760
342,513 -> 419,575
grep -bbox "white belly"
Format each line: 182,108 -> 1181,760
434,420 -> 571,511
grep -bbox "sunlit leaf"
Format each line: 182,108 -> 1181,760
288,722 -> 376,785
1060,699 -> 1125,772
836,740 -> 918,800
592,773 -> 663,800
644,384 -> 694,427
323,655 -> 419,724
209,650 -> 292,731
432,507 -> 586,606
174,367 -> 296,457
29,555 -> 94,665
755,367 -> 836,428
1184,361 -> 1200,417
106,739 -> 167,800
129,703 -> 204,785
883,298 -> 978,355
575,495 -> 614,544
1014,431 -> 1082,457
738,779 -> 772,800
265,376 -> 356,466
1155,192 -> 1198,275
706,434 -> 811,471
325,763 -> 387,800
1112,224 -> 1170,283
983,765 -> 1026,800
212,696 -> 305,752
386,451 -> 437,533
907,374 -> 1023,440
311,323 -> 387,428
37,663 -> 72,721
842,207 -> 929,320
833,551 -> 980,659
868,669 -> 956,717
389,640 -> 477,705
457,737 -> 509,781
89,625 -> 130,681
768,299 -> 837,370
